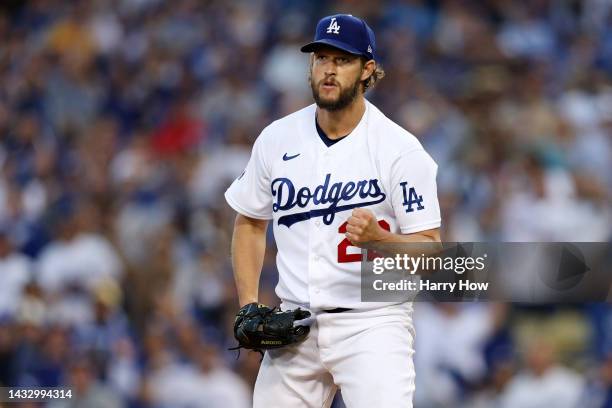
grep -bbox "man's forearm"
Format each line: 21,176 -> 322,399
361,228 -> 442,258
360,228 -> 443,276
345,209 -> 442,258
231,214 -> 269,307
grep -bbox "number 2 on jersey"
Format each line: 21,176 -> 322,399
337,220 -> 390,263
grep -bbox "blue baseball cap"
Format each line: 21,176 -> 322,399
301,14 -> 376,61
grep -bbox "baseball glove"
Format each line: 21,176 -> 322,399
230,303 -> 311,356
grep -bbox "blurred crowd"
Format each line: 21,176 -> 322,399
0,0 -> 610,407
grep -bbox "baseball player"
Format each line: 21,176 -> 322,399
225,14 -> 441,408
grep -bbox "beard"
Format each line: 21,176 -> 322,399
310,73 -> 361,111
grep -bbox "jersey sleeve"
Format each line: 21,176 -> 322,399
389,149 -> 441,234
224,134 -> 273,219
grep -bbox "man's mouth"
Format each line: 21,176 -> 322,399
321,80 -> 338,90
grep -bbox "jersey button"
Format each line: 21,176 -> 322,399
314,255 -> 320,262
315,220 -> 321,227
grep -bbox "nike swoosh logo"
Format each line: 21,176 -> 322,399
283,153 -> 300,161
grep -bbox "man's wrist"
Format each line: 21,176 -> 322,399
362,228 -> 391,248
374,227 -> 392,243
239,298 -> 258,308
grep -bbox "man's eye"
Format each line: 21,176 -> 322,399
316,55 -> 327,61
337,57 -> 348,63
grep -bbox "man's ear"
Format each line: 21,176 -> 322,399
361,60 -> 376,81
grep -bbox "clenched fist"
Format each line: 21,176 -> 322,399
344,208 -> 389,247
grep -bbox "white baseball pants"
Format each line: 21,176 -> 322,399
253,302 -> 416,408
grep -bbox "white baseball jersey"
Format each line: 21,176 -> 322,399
225,100 -> 441,310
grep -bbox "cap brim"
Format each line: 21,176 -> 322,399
300,39 -> 364,57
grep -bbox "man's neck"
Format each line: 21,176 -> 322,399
316,97 -> 366,140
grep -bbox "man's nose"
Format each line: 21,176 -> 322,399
324,63 -> 337,76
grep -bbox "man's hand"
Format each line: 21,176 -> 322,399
231,303 -> 311,356
345,208 -> 389,247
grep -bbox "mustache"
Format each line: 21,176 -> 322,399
319,77 -> 339,87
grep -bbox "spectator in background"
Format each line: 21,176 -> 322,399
27,325 -> 70,387
143,321 -> 249,408
50,355 -> 124,408
414,303 -> 495,407
36,198 -> 123,328
73,279 -> 131,374
190,344 -> 251,408
37,198 -> 122,296
0,225 -> 32,319
500,338 -> 585,408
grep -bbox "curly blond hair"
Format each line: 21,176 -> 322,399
363,63 -> 385,91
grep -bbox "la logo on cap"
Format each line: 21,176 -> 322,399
326,17 -> 340,34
